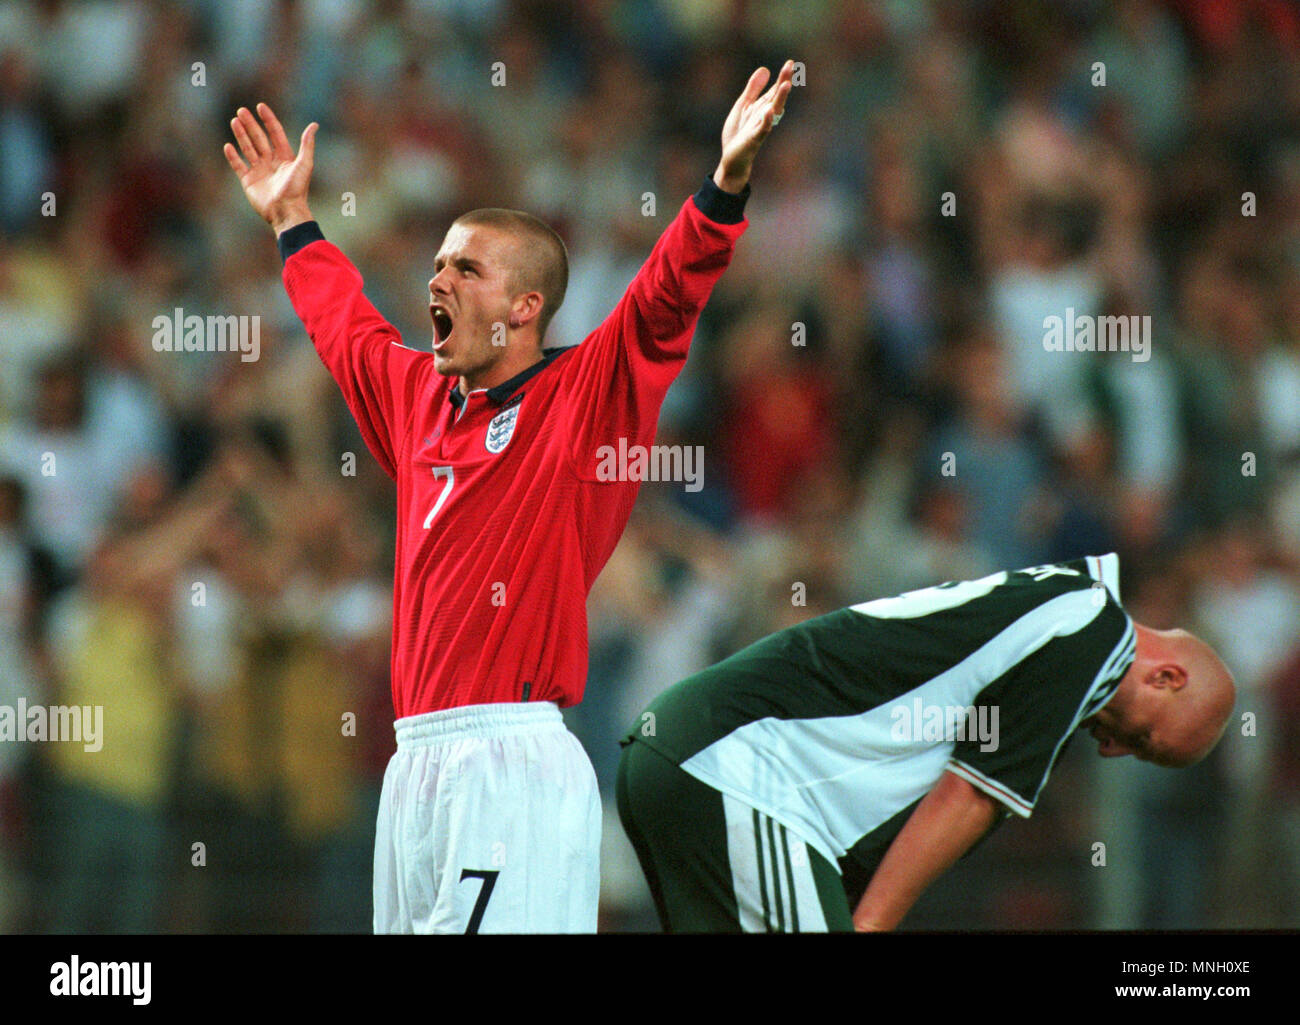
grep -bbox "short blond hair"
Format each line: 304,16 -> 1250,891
453,208 -> 569,339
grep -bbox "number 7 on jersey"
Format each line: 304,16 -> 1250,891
423,466 -> 455,528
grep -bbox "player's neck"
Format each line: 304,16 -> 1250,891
458,342 -> 546,396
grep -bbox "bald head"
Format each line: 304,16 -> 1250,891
1160,629 -> 1237,764
451,208 -> 568,340
1084,625 -> 1235,768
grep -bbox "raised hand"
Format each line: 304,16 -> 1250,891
223,102 -> 318,235
713,60 -> 795,195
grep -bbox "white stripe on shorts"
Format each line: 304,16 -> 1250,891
722,793 -> 828,933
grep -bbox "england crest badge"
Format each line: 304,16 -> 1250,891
485,404 -> 520,454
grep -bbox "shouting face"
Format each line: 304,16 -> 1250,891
428,222 -> 523,389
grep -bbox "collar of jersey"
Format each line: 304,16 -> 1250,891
447,345 -> 574,411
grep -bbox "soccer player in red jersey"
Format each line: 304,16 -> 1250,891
223,61 -> 794,932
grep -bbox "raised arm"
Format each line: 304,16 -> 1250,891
609,58 -> 796,338
564,63 -> 795,468
852,770 -> 1000,932
222,104 -> 429,480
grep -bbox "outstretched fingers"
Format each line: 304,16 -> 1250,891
730,61 -> 794,139
298,121 -> 318,172
726,66 -> 770,125
741,65 -> 771,107
257,102 -> 296,162
229,113 -> 261,168
769,60 -> 794,119
236,106 -> 274,161
756,60 -> 794,125
222,141 -> 249,177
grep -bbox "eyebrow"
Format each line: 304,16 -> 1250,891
434,255 -> 485,273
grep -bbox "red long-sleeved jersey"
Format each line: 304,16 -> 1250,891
279,182 -> 748,717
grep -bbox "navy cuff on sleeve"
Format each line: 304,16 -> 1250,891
278,220 -> 326,263
693,176 -> 750,224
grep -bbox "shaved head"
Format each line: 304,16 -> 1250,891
1083,625 -> 1235,768
451,208 -> 568,339
1160,629 -> 1237,764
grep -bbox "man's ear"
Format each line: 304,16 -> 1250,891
509,291 -> 544,330
1150,662 -> 1189,691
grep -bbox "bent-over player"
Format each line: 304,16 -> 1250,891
617,554 -> 1235,932
224,63 -> 795,932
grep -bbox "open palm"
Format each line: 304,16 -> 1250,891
714,60 -> 795,193
223,103 -> 318,231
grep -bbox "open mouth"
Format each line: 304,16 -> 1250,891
430,303 -> 454,350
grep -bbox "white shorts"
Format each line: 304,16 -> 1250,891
373,702 -> 601,934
